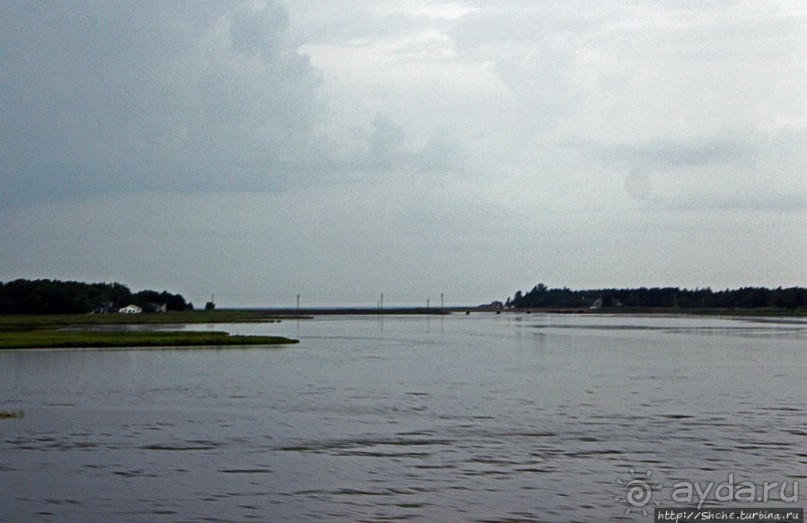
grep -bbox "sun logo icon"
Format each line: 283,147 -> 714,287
615,467 -> 663,516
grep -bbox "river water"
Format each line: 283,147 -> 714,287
1,313 -> 805,522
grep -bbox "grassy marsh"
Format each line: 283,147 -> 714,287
0,330 -> 298,349
0,310 -> 304,329
0,311 -> 300,349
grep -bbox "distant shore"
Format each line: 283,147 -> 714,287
241,307 -> 451,316
242,306 -> 807,317
500,307 -> 807,317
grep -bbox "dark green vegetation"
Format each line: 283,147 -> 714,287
0,309 -> 301,328
0,279 -> 191,314
0,311 -> 299,350
0,330 -> 297,350
506,284 -> 807,312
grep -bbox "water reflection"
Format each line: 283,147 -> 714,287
0,314 -> 804,522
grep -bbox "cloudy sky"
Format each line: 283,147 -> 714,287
1,1 -> 805,307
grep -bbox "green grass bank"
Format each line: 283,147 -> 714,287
0,311 -> 299,349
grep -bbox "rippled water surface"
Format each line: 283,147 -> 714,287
1,314 -> 805,522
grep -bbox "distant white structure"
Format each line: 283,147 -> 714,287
118,304 -> 142,314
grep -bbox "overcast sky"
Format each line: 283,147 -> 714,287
1,1 -> 805,307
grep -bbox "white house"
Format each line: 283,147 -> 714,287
118,304 -> 142,314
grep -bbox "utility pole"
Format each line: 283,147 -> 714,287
427,298 -> 430,309
440,293 -> 444,310
380,293 -> 384,310
296,294 -> 300,310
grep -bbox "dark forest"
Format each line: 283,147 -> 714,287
0,279 -> 191,314
507,283 -> 807,310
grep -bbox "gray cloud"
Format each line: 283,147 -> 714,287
576,129 -> 806,210
593,135 -> 754,170
0,1 -> 471,207
0,1 -> 328,205
362,113 -> 464,175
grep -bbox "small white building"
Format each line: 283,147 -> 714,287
118,304 -> 142,314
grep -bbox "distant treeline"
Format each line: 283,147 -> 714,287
0,279 -> 192,314
507,283 -> 807,310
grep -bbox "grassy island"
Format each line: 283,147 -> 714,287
0,330 -> 298,349
0,311 -> 299,350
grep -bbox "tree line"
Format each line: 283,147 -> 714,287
0,279 -> 192,314
506,283 -> 807,310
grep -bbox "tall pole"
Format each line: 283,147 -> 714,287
440,293 -> 444,309
296,294 -> 300,310
380,293 -> 384,310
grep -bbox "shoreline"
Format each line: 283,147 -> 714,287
240,306 -> 807,318
2,307 -> 804,350
0,312 -> 301,350
0,330 -> 299,350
